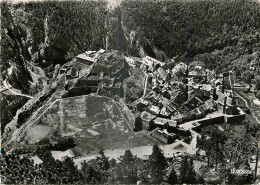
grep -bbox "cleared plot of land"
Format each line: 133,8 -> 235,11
23,94 -> 155,155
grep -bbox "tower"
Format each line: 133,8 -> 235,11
222,75 -> 225,93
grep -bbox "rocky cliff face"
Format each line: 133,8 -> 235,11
0,95 -> 28,134
1,3 -> 50,95
1,3 -> 54,135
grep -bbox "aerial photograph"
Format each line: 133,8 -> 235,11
0,0 -> 260,184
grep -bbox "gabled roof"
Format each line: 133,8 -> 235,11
182,112 -> 189,118
195,107 -> 204,115
154,117 -> 177,127
98,49 -> 106,54
205,99 -> 215,109
140,98 -> 149,105
188,70 -> 207,77
190,61 -> 205,67
145,56 -> 165,66
154,117 -> 169,125
201,104 -> 209,111
160,106 -> 170,116
201,84 -> 212,91
150,105 -> 160,115
76,53 -> 96,63
198,106 -> 205,113
85,50 -> 96,55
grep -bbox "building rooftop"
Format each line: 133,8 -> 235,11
188,70 -> 207,77
157,129 -> 176,136
85,50 -> 96,55
160,106 -> 170,117
77,53 -> 95,61
190,61 -> 205,67
140,98 -> 149,105
201,84 -> 212,91
150,105 -> 160,115
154,117 -> 177,127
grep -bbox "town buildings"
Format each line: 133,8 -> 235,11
61,50 -> 246,146
124,56 -> 246,144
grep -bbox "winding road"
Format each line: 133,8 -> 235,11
1,65 -> 33,99
2,79 -> 33,99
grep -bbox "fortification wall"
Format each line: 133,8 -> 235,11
198,115 -> 225,126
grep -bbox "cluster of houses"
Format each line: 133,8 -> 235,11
126,57 -> 245,144
58,49 -> 245,145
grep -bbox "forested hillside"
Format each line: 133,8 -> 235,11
0,0 -> 109,135
1,1 -> 108,93
120,0 -> 260,59
3,0 -> 260,90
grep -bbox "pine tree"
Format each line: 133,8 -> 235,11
97,150 -> 109,171
179,156 -> 189,183
186,158 -> 197,184
116,164 -> 123,182
122,149 -> 134,166
165,166 -> 178,184
92,149 -> 110,183
179,156 -> 197,183
134,116 -> 143,131
148,144 -> 168,183
63,157 -> 77,174
41,150 -> 55,166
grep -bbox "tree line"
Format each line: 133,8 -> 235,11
120,0 -> 260,58
1,144 -> 204,184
